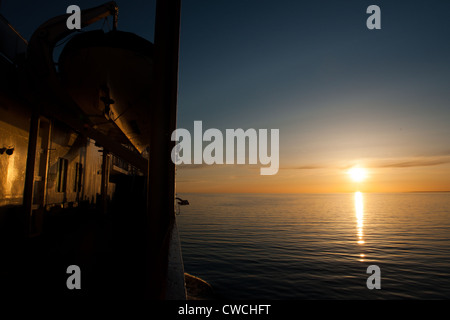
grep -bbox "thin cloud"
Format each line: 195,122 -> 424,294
176,164 -> 211,169
282,155 -> 450,171
368,156 -> 450,169
285,165 -> 326,170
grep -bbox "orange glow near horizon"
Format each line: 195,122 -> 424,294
176,162 -> 450,194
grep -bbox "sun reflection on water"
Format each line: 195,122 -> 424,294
355,191 -> 365,261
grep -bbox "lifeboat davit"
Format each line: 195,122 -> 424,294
58,30 -> 154,154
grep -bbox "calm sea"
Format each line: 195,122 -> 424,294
176,193 -> 450,299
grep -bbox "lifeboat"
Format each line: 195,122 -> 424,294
58,30 -> 154,154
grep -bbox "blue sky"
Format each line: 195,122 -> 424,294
178,1 -> 450,175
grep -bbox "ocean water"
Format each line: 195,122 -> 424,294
176,193 -> 450,299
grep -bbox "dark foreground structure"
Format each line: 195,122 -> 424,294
0,1 -> 185,299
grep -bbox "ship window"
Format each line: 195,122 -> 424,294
56,158 -> 68,193
74,162 -> 83,192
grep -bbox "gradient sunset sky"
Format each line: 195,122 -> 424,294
3,0 -> 450,193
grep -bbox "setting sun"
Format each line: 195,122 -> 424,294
348,168 -> 368,182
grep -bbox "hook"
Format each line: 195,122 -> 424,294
176,197 -> 189,206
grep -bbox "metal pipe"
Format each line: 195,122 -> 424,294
100,149 -> 109,215
23,112 -> 40,237
146,0 -> 182,299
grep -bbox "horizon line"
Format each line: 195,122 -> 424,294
176,191 -> 450,194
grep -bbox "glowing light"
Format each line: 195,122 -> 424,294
348,167 -> 367,182
6,154 -> 18,196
